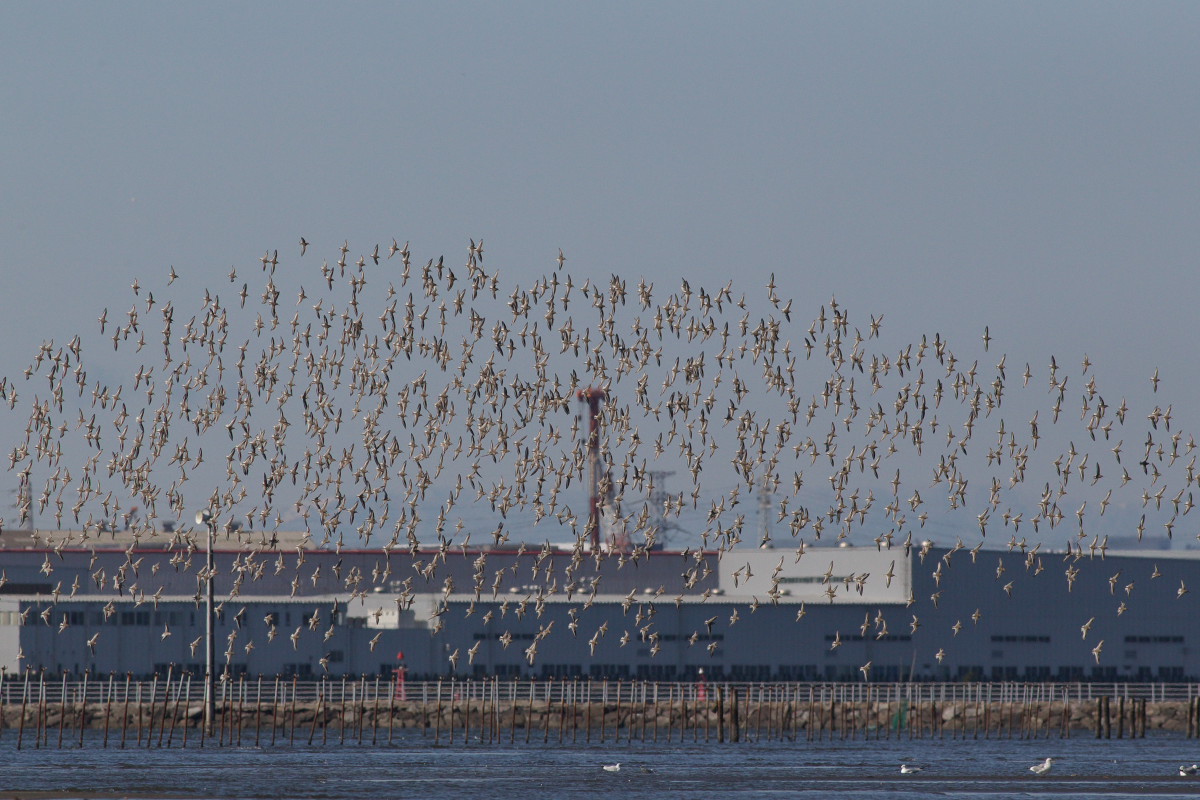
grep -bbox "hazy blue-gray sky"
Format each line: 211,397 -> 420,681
2,3 -> 1198,545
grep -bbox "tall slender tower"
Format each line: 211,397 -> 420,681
757,471 -> 774,548
576,387 -> 606,551
645,469 -> 678,550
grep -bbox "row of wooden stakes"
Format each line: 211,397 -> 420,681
0,676 -> 1194,749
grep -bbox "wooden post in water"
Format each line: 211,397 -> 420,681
254,675 -> 262,749
228,677 -> 238,746
167,673 -> 183,748
77,671 -> 89,748
638,681 -> 648,743
320,678 -> 329,746
972,686 -> 979,741
881,685 -> 888,742
681,683 -> 689,743
543,678 -> 553,744
307,680 -> 322,746
613,680 -> 622,744
387,675 -> 396,745
831,688 -> 839,742
1017,685 -> 1025,740
792,684 -> 800,742
584,679 -> 592,745
716,685 -> 725,743
664,684 -> 674,743
57,671 -> 68,749
508,679 -> 517,744
216,677 -> 225,748
704,684 -> 710,743
775,684 -> 783,742
339,676 -> 348,746
185,672 -> 195,748
524,678 -> 534,745
270,676 -> 280,747
288,676 -> 298,747
485,679 -> 493,743
16,671 -> 28,750
805,686 -> 814,742
120,674 -> 130,749
566,681 -> 576,748
357,675 -> 367,746
474,679 -> 483,744
33,671 -> 44,749
423,680 -> 431,738
464,679 -> 473,746
346,677 -> 357,745
982,690 -> 990,740
651,682 -> 659,744
37,670 -> 47,749
558,680 -> 568,745
598,679 -> 606,745
133,679 -> 143,748
731,685 -> 740,743
224,677 -> 233,747
849,686 -> 857,741
433,678 -> 443,745
103,674 -> 113,749
372,675 -> 381,746
157,668 -> 172,748
236,675 -> 245,747
753,686 -> 763,743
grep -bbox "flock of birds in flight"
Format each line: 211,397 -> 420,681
1,233 -> 1197,673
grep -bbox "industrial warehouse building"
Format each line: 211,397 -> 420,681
0,528 -> 1195,682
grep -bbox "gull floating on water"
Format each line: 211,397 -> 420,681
1029,758 -> 1053,775
603,764 -> 621,773
1180,764 -> 1198,776
899,764 -> 922,774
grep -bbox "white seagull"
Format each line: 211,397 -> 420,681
1180,764 -> 1198,776
900,764 -> 922,774
1029,757 -> 1053,775
602,763 -> 621,773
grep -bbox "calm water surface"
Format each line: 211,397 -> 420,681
3,732 -> 1200,799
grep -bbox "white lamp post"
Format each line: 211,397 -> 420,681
194,510 -> 216,736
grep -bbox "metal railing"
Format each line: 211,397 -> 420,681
1,677 -> 1198,706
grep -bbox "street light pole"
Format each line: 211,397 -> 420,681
195,510 -> 215,737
